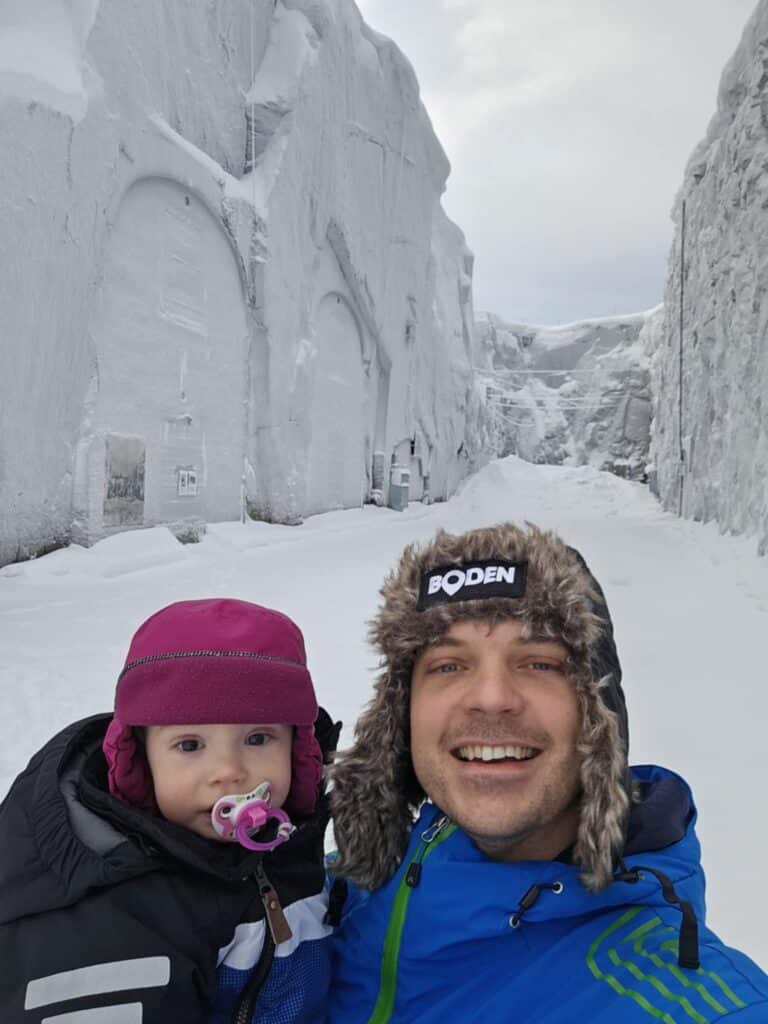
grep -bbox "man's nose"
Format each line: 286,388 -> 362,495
465,662 -> 526,714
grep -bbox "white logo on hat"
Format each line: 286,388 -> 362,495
427,564 -> 516,598
441,570 -> 466,596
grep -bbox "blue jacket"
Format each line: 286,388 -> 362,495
329,766 -> 768,1023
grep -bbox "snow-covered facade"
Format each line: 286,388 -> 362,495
651,1 -> 768,550
0,0 -> 481,565
476,310 -> 656,478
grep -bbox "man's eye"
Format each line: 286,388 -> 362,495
528,661 -> 562,673
432,662 -> 460,674
246,733 -> 268,746
176,739 -> 201,752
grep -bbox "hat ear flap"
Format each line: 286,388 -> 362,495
574,677 -> 630,891
103,718 -> 157,811
330,669 -> 422,890
285,724 -> 323,817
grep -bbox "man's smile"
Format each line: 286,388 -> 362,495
453,743 -> 541,763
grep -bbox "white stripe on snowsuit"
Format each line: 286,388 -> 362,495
216,891 -> 331,969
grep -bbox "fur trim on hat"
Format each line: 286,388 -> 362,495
330,523 -> 630,892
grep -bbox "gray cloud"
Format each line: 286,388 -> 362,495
356,0 -> 757,323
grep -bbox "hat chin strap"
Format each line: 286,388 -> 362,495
211,781 -> 295,852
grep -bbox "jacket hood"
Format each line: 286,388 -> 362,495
0,712 -> 338,925
331,522 -> 630,893
0,716 -> 152,923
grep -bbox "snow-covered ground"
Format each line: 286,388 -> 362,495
1,456 -> 765,968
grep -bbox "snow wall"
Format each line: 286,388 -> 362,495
0,0 -> 483,565
652,1 -> 768,550
476,309 -> 658,479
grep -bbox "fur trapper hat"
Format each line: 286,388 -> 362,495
330,522 -> 630,892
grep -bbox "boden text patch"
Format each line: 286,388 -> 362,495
417,560 -> 528,610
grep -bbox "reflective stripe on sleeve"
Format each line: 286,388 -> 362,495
25,957 -> 169,1009
41,1005 -> 143,1024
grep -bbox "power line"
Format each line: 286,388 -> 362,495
474,367 -> 605,376
484,397 -> 630,411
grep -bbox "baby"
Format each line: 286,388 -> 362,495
0,598 -> 338,1024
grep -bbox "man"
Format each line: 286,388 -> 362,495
328,523 -> 768,1022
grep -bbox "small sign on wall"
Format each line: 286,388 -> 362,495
177,468 -> 198,497
104,434 -> 146,527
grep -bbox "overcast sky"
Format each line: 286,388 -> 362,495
355,0 -> 757,324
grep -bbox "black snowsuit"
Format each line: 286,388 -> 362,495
0,712 -> 339,1024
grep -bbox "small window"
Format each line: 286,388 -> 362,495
177,468 -> 198,497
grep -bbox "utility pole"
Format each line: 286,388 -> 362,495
678,198 -> 686,518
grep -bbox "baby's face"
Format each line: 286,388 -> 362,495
144,723 -> 293,840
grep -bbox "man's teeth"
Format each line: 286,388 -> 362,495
457,745 -> 536,762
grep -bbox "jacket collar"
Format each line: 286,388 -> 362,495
411,764 -> 704,926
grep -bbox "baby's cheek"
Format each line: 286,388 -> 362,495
270,769 -> 293,809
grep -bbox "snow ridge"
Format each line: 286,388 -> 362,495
653,0 -> 768,553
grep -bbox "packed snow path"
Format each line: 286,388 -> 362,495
1,456 -> 765,967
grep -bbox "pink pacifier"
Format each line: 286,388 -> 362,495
211,781 -> 295,852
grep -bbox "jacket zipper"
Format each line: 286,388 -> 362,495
405,814 -> 451,888
254,861 -> 293,945
231,861 -> 293,1024
232,930 -> 274,1024
367,812 -> 456,1024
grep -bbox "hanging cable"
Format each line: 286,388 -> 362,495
249,0 -> 258,202
380,109 -> 409,324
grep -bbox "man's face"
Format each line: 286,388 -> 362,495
410,618 -> 582,861
145,722 -> 293,840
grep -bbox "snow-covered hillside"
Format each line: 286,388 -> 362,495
476,309 -> 658,478
653,1 -> 768,550
0,0 -> 482,567
1,455 -> 766,967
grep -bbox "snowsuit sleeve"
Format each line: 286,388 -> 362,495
0,884 -> 218,1024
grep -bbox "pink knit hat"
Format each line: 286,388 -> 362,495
103,599 -> 322,817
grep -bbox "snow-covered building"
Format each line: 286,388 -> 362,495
476,310 -> 656,478
651,1 -> 768,551
0,0 -> 482,565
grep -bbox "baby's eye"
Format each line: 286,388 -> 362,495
176,738 -> 202,753
246,732 -> 268,746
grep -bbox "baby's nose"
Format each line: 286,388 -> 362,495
210,751 -> 247,786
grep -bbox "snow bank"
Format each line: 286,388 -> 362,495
652,1 -> 768,550
0,0 -> 480,566
0,526 -> 189,583
476,309 -> 656,478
